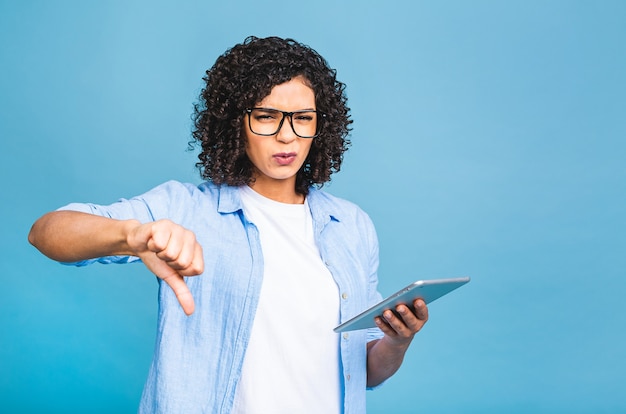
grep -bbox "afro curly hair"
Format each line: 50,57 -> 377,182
191,36 -> 352,195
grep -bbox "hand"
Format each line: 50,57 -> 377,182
126,219 -> 204,315
374,299 -> 429,347
366,299 -> 429,386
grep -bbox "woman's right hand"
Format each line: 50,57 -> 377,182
126,219 -> 204,316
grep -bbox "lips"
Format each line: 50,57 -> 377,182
273,152 -> 297,166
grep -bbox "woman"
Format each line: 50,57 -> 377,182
29,36 -> 428,414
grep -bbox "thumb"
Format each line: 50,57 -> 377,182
161,272 -> 195,316
144,253 -> 196,315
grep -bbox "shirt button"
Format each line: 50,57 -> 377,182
343,333 -> 349,340
341,292 -> 348,300
346,374 -> 351,381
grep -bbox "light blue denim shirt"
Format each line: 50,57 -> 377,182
60,180 -> 384,414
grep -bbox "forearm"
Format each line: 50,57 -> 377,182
366,336 -> 412,388
28,210 -> 140,262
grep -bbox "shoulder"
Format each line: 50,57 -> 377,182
308,188 -> 375,228
126,180 -> 225,219
138,180 -> 221,202
309,187 -> 355,208
309,188 -> 380,261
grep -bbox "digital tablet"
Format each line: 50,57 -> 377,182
333,277 -> 470,332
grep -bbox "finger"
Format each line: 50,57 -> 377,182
140,221 -> 172,253
396,305 -> 423,334
382,309 -> 412,337
149,225 -> 203,275
374,316 -> 398,337
167,235 -> 204,276
396,304 -> 426,333
150,225 -> 181,260
189,241 -> 204,275
161,272 -> 195,316
413,299 -> 429,321
159,229 -> 192,269
141,251 -> 196,315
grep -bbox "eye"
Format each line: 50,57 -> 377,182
293,112 -> 316,122
253,109 -> 280,122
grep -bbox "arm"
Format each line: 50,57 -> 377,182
28,210 -> 204,315
29,211 -> 141,261
366,299 -> 429,387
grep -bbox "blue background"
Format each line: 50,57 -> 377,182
1,1 -> 625,413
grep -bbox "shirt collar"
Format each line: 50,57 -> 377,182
216,184 -> 244,214
307,187 -> 342,224
215,184 -> 342,223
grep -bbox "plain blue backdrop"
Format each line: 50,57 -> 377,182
1,1 -> 625,413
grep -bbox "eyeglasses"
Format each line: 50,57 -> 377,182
245,107 -> 324,138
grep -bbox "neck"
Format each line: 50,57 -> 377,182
247,178 -> 304,204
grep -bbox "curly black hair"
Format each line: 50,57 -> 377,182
191,36 -> 352,195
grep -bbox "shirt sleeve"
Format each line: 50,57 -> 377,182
56,180 -> 196,266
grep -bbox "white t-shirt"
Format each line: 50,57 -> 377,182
232,185 -> 341,414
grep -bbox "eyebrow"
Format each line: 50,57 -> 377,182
255,107 -> 317,112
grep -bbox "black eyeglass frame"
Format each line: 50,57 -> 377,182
245,107 -> 326,139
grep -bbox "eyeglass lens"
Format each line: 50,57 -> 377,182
248,108 -> 318,138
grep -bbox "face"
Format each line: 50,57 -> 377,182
244,75 -> 315,195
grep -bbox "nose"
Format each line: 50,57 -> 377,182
276,115 -> 297,143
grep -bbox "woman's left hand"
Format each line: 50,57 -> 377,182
374,298 -> 429,346
367,299 -> 429,387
